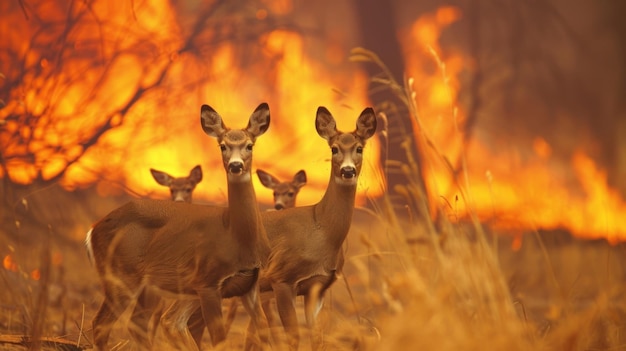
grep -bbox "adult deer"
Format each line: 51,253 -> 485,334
257,106 -> 376,350
150,165 -> 203,203
165,106 -> 375,350
86,103 -> 271,350
147,164 -> 203,343
257,169 -> 307,210
176,169 -> 308,348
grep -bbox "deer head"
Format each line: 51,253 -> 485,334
257,169 -> 307,210
150,165 -> 203,202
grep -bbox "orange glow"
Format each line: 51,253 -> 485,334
511,235 -> 523,252
3,254 -> 18,272
400,6 -> 626,243
31,269 -> 41,281
1,1 -> 380,208
5,2 -> 623,244
52,252 -> 64,266
533,137 -> 552,159
263,0 -> 293,15
256,9 -> 269,20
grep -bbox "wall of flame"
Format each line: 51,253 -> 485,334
398,6 -> 626,243
0,1 -> 382,208
2,1 -> 626,243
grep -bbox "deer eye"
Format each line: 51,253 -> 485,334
331,146 -> 338,155
219,144 -> 226,152
356,146 -> 363,154
288,192 -> 294,197
246,144 -> 253,151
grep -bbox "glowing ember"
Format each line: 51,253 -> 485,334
3,254 -> 18,272
31,269 -> 41,281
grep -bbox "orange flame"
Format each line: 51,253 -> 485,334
400,6 -> 626,243
4,2 -> 624,244
1,1 -> 382,207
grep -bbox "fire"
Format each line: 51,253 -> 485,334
0,1 -> 381,207
3,2 -> 623,243
400,6 -> 626,243
3,254 -> 18,272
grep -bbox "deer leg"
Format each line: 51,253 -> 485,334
244,293 -> 279,351
304,284 -> 325,351
264,293 -> 285,349
272,282 -> 299,350
240,285 -> 270,350
187,305 -> 205,350
128,288 -> 154,349
224,298 -> 239,333
161,299 -> 201,350
197,288 -> 226,347
93,288 -> 130,351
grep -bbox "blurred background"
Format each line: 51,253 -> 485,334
2,0 -> 625,242
1,0 -> 625,349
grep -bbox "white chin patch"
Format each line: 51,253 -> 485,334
335,175 -> 357,186
229,172 -> 251,183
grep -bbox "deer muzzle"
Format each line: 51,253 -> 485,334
229,161 -> 244,175
340,166 -> 357,179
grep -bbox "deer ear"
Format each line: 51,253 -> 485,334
246,103 -> 270,138
201,105 -> 227,138
293,170 -> 307,188
189,165 -> 203,184
150,169 -> 172,186
355,107 -> 377,140
257,169 -> 279,189
315,107 -> 338,141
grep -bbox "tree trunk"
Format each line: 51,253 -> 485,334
353,0 -> 432,223
604,1 -> 626,197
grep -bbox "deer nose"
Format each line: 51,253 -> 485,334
340,166 -> 356,179
229,162 -> 244,174
274,204 -> 284,210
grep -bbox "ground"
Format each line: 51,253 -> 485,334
1,184 -> 625,350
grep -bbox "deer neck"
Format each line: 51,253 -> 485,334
227,176 -> 265,254
314,175 -> 357,248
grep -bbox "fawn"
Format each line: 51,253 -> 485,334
257,169 -> 307,210
150,165 -> 203,203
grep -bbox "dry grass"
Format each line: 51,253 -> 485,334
1,201 -> 624,350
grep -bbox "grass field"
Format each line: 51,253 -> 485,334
1,182 -> 624,350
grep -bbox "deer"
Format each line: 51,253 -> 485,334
150,165 -> 203,203
225,169 -> 308,335
170,106 -> 376,350
257,169 -> 307,210
85,103 -> 272,351
257,106 -> 376,350
146,165 -> 203,343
